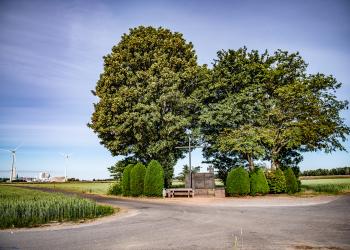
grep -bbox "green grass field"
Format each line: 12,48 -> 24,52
301,178 -> 350,194
301,178 -> 350,185
0,185 -> 114,229
12,182 -> 113,195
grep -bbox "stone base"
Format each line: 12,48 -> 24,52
214,188 -> 225,198
194,189 -> 215,197
193,188 -> 226,197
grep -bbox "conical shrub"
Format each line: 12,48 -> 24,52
144,160 -> 164,197
122,164 -> 134,196
226,167 -> 250,196
130,163 -> 146,196
266,168 -> 286,193
250,168 -> 269,196
284,168 -> 298,194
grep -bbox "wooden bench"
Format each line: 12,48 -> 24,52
166,188 -> 194,198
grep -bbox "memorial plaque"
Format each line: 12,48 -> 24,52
185,172 -> 215,189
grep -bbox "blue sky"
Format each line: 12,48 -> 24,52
0,0 -> 349,179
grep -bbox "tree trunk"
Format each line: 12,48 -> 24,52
271,158 -> 280,171
247,154 -> 254,172
271,147 -> 281,171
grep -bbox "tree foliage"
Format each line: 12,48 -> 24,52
177,165 -> 200,181
200,48 -> 271,173
89,26 -> 207,188
284,168 -> 298,194
90,27 -> 349,186
108,182 -> 123,196
108,157 -> 137,180
200,47 -> 349,180
266,169 -> 286,193
130,163 -> 146,196
302,167 -> 350,176
202,150 -> 244,185
226,167 -> 250,196
144,160 -> 164,197
250,168 -> 269,195
122,164 -> 134,196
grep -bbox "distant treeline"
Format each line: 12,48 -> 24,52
301,167 -> 350,176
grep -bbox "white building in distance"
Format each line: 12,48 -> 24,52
38,172 -> 50,182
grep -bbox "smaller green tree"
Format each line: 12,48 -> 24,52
266,169 -> 286,193
108,157 -> 137,180
107,182 -> 123,196
144,160 -> 164,197
122,164 -> 134,196
226,167 -> 250,196
177,165 -> 200,182
284,168 -> 298,194
250,168 -> 269,196
130,163 -> 146,196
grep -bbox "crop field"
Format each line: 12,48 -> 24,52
12,181 -> 113,195
301,178 -> 350,194
0,185 -> 114,229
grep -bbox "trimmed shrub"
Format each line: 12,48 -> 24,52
297,179 -> 302,192
107,182 -> 123,195
130,163 -> 146,196
250,168 -> 269,196
122,164 -> 134,196
226,167 -> 250,196
284,168 -> 298,194
144,160 -> 164,197
266,168 -> 286,193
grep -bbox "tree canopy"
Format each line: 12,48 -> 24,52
90,26 -> 349,185
89,26 -> 206,187
200,47 -> 349,180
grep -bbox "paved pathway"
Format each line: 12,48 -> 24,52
1,190 -> 349,250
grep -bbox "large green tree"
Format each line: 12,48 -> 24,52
200,48 -> 271,175
201,47 -> 349,179
260,50 -> 349,169
88,26 -> 206,187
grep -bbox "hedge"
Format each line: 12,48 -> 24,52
226,167 -> 250,196
284,168 -> 298,194
250,168 -> 269,195
144,160 -> 164,197
107,182 -> 123,195
122,164 -> 134,196
266,168 -> 286,193
130,163 -> 146,196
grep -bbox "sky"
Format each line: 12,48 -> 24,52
0,0 -> 349,180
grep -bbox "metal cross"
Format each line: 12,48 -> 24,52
175,132 -> 203,189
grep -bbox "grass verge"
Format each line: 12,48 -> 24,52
301,183 -> 350,194
0,185 -> 114,229
301,178 -> 350,194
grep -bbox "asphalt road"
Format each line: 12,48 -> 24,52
1,192 -> 349,250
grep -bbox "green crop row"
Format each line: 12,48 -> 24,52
0,186 -> 114,229
301,183 -> 350,194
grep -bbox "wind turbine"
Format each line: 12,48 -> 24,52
0,144 -> 22,182
60,153 -> 71,182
